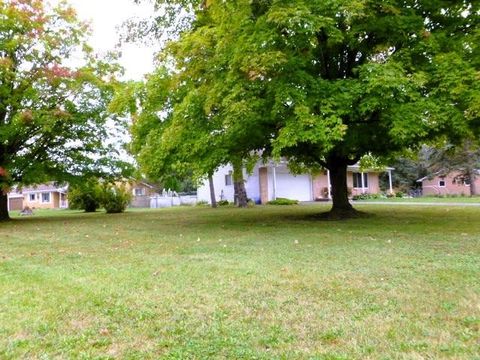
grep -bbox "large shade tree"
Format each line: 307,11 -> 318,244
129,0 -> 479,217
0,0 -> 129,220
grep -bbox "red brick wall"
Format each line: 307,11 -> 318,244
312,171 -> 329,199
422,173 -> 477,196
313,171 -> 382,199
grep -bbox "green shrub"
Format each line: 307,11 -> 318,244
196,200 -> 209,206
68,179 -> 102,212
352,193 -> 381,200
395,191 -> 404,198
267,198 -> 299,205
217,200 -> 230,206
100,184 -> 132,214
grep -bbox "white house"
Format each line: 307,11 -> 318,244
197,161 -> 394,204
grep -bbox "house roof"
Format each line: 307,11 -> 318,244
20,182 -> 68,194
134,181 -> 156,189
417,169 -> 480,182
417,175 -> 435,183
266,160 -> 394,172
119,177 -> 157,189
347,164 -> 395,172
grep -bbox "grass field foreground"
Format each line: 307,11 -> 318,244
0,205 -> 479,359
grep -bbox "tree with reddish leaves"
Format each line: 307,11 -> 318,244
0,0 -> 129,220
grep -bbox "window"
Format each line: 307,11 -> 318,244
29,193 -> 35,201
42,192 -> 50,203
134,188 -> 145,196
225,172 -> 233,186
353,173 -> 368,188
438,179 -> 446,187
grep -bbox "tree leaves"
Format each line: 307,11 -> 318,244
0,0 -> 130,192
125,0 -> 479,192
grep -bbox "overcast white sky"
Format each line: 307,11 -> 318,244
51,0 -> 156,80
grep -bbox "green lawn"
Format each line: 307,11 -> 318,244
1,205 -> 479,359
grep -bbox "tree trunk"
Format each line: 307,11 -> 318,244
233,180 -> 238,205
232,160 -> 248,208
0,191 -> 10,221
235,180 -> 248,207
469,173 -> 477,196
323,160 -> 360,219
208,174 -> 217,208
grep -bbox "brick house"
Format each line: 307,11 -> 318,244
417,171 -> 480,196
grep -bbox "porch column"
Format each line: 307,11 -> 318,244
272,164 -> 277,200
388,170 -> 393,194
361,172 -> 365,194
327,170 -> 331,199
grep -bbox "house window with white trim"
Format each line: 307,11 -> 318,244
29,193 -> 35,201
225,172 -> 233,186
353,173 -> 368,188
42,192 -> 50,203
438,179 -> 446,187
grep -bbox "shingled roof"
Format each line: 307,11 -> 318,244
20,182 -> 68,193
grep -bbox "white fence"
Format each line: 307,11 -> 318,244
150,195 -> 197,208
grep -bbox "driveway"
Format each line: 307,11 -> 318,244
301,201 -> 480,207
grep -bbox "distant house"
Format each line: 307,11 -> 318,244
417,171 -> 480,196
8,183 -> 69,210
197,161 -> 394,204
123,180 -> 159,208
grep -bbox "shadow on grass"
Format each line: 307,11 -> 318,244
4,204 -> 465,231
5,205 -> 367,227
7,210 -> 113,224
308,209 -> 374,221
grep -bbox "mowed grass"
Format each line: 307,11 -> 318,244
0,205 -> 479,359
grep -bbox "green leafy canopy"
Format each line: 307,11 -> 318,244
122,0 -> 479,206
0,0 -> 131,195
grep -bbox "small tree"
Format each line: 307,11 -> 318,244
100,184 -> 132,214
68,179 -> 102,212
